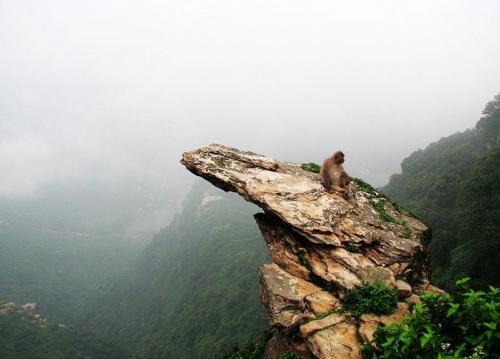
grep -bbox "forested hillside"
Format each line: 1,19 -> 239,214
0,300 -> 128,359
383,94 -> 500,289
75,182 -> 269,358
0,178 -> 183,322
0,221 -> 140,322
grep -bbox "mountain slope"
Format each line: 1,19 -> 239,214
76,181 -> 270,358
0,300 -> 128,359
0,221 -> 140,322
383,94 -> 500,288
0,177 -> 184,322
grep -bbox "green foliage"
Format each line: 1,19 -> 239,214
223,329 -> 272,359
383,93 -> 500,289
345,243 -> 361,253
297,252 -> 309,267
363,278 -> 500,358
352,177 -> 382,197
0,221 -> 140,322
351,177 -> 412,226
451,144 -> 500,288
300,162 -> 321,173
0,309 -> 127,359
343,282 -> 398,316
75,182 -> 270,358
369,199 -> 400,224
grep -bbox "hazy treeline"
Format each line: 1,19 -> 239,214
383,94 -> 500,289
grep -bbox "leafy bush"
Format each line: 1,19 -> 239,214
363,278 -> 500,358
300,163 -> 321,173
343,281 -> 398,316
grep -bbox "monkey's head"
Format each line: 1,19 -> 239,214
332,151 -> 345,164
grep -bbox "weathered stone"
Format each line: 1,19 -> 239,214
305,291 -> 340,315
414,281 -> 447,295
358,320 -> 379,345
0,302 -> 15,316
180,144 -> 441,358
181,144 -> 429,252
263,330 -> 313,359
301,314 -> 362,358
255,211 -> 396,291
308,247 -> 396,290
359,302 -> 409,343
305,320 -> 361,359
406,294 -> 422,306
424,284 -> 446,295
395,279 -> 412,297
300,313 -> 347,337
262,331 -> 290,359
0,302 -> 47,326
260,263 -> 319,329
255,213 -> 311,281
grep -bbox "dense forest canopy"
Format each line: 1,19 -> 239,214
73,182 -> 269,358
0,300 -> 128,359
383,94 -> 500,289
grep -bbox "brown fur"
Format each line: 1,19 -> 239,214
319,151 -> 352,199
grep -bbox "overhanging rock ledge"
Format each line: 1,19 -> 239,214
181,144 -> 441,359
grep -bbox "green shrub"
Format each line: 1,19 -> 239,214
343,281 -> 398,316
363,278 -> 500,358
352,177 -> 381,197
300,163 -> 321,173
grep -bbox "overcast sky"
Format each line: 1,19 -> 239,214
1,0 -> 499,198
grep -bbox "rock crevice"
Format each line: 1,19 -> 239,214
181,144 -> 438,358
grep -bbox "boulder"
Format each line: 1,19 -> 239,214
300,314 -> 361,359
181,144 -> 440,358
359,302 -> 409,343
260,263 -> 319,329
395,279 -> 412,297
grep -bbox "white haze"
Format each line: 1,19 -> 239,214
1,1 -> 499,235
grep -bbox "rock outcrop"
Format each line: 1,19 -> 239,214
181,144 -> 437,358
0,302 -> 47,326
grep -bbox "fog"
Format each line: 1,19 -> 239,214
1,0 -> 499,234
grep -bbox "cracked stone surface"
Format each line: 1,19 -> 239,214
181,144 -> 438,358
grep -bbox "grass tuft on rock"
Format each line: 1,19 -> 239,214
343,281 -> 398,316
369,199 -> 398,224
300,162 -> 321,173
352,177 -> 381,197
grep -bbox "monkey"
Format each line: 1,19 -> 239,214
319,150 -> 352,199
